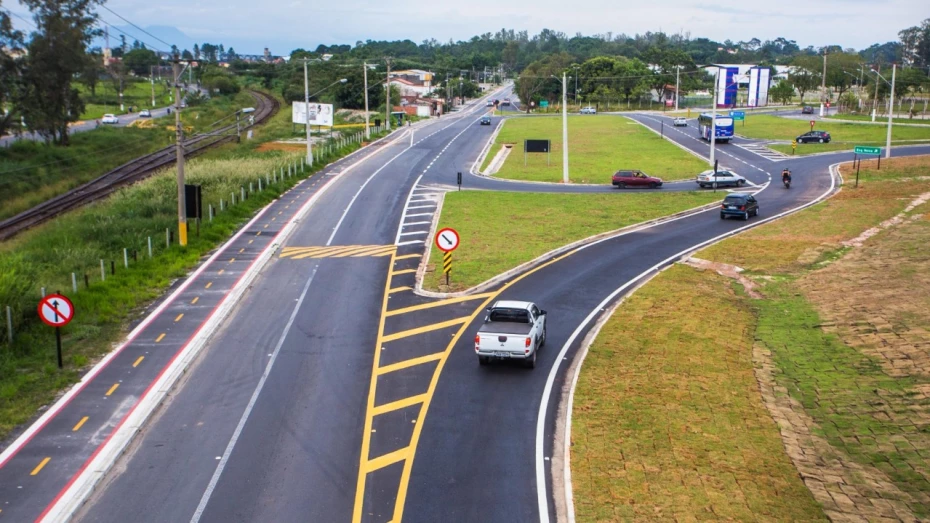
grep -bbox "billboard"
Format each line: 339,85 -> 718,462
292,102 -> 334,127
748,67 -> 771,107
715,67 -> 738,108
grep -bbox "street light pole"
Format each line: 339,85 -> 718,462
885,63 -> 896,159
385,57 -> 392,131
675,65 -> 681,111
819,48 -> 827,117
562,71 -> 569,183
151,66 -> 156,107
303,58 -> 312,165
363,61 -> 370,139
872,64 -> 880,122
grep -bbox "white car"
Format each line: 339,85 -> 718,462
580,106 -> 597,114
673,117 -> 687,126
486,100 -> 494,107
697,169 -> 747,188
139,109 -> 152,118
101,114 -> 119,124
475,300 -> 547,368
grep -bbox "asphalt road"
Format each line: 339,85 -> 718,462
5,82 -> 929,522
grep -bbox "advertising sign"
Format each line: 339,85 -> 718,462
747,67 -> 771,107
716,67 -> 739,108
292,102 -> 334,127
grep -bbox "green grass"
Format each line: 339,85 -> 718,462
736,114 -> 930,143
0,131 -> 379,440
76,79 -> 173,120
422,190 -> 720,291
481,115 -> 708,184
828,113 -> 930,125
572,265 -> 825,521
769,140 -> 930,156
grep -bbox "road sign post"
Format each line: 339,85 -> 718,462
443,252 -> 452,286
730,110 -> 745,127
457,171 -> 462,191
853,145 -> 882,171
810,120 -> 815,131
435,227 -> 460,286
37,293 -> 74,369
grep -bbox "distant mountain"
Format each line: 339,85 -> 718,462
91,25 -> 196,53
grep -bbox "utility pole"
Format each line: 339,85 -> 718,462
172,59 -> 187,247
675,65 -> 681,111
303,58 -> 313,165
872,64 -> 880,122
562,71 -> 569,183
819,48 -> 827,117
151,66 -> 156,107
710,67 -> 719,168
885,63 -> 896,159
363,61 -> 370,139
385,57 -> 392,131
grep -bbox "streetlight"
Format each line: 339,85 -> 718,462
869,66 -> 897,158
302,55 -> 347,165
571,64 -> 580,106
551,73 -> 571,183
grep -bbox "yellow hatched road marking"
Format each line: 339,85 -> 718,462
388,286 -> 411,294
106,383 -> 120,396
385,293 -> 495,317
363,446 -> 411,474
331,246 -> 394,258
72,416 -> 89,432
394,253 -> 420,261
382,317 -> 469,343
133,356 -> 144,367
280,245 -> 395,259
376,352 -> 444,376
391,268 -> 416,276
372,393 -> 429,416
30,457 -> 51,476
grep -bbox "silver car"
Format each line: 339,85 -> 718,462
696,169 -> 747,188
580,106 -> 597,114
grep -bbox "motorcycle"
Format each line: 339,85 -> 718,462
782,171 -> 792,189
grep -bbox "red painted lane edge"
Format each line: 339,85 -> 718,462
35,172 -> 342,521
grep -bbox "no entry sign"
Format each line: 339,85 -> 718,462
38,293 -> 74,328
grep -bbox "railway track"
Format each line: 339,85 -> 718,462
0,89 -> 280,242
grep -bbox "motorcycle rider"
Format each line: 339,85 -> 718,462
782,168 -> 792,186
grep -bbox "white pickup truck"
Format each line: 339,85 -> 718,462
474,300 -> 547,368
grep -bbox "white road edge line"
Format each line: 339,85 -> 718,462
539,162 -> 841,523
39,127 -> 408,523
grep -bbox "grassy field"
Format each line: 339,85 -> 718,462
571,155 -> 930,519
481,115 -> 708,184
0,128 -> 380,440
828,113 -> 930,125
76,79 -> 173,120
422,190 -> 720,292
737,114 -> 930,143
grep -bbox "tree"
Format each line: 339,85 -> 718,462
789,56 -> 822,103
0,5 -> 24,137
226,47 -> 237,60
17,0 -> 102,145
181,49 -> 193,60
770,81 -> 795,105
78,51 -> 103,96
824,52 -> 862,99
193,43 -> 200,60
123,47 -> 158,76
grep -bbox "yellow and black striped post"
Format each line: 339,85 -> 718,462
443,251 -> 452,285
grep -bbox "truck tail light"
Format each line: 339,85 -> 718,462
525,337 -> 532,348
474,334 -> 480,352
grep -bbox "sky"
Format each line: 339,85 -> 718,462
5,0 -> 929,55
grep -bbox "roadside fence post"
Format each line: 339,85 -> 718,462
166,228 -> 170,248
249,182 -> 254,194
100,259 -> 106,281
84,274 -> 89,288
148,236 -> 153,257
123,248 -> 129,269
280,167 -> 285,179
72,273 -> 77,293
241,187 -> 246,201
231,192 -> 235,206
258,179 -> 263,192
41,287 -> 46,298
266,174 -> 270,186
6,306 -> 12,344
208,204 -> 213,222
220,199 -> 225,211
111,260 -> 115,275
273,171 -> 277,183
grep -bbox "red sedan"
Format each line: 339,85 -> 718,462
611,170 -> 664,189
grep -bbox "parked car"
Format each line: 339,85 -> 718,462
720,193 -> 759,220
475,300 -> 547,368
101,114 -> 119,124
801,106 -> 814,114
580,106 -> 597,114
696,169 -> 747,188
673,117 -> 688,126
480,116 -> 491,125
796,130 -> 831,144
139,109 -> 152,118
611,170 -> 663,189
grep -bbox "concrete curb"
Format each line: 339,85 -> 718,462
473,119 -> 506,175
38,132 -> 405,523
549,160 -> 846,523
412,198 -> 726,299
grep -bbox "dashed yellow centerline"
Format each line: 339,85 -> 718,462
174,313 -> 184,322
205,282 -> 213,289
155,333 -> 166,343
191,296 -> 199,305
229,257 -> 236,263
105,383 -> 120,396
72,416 -> 89,432
133,356 -> 144,367
30,457 -> 51,476
382,317 -> 470,343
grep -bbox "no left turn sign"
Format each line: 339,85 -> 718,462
435,227 -> 460,252
38,293 -> 74,328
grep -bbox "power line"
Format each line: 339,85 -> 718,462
98,5 -> 173,50
96,17 -> 164,54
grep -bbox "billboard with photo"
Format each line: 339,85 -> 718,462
748,67 -> 771,107
716,67 -> 739,107
292,102 -> 334,127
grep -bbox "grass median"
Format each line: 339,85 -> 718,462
422,190 -> 720,292
737,114 -> 930,144
572,155 -> 930,519
480,115 -> 708,184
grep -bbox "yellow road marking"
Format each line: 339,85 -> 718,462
376,352 -> 444,376
191,296 -> 199,305
394,254 -> 420,261
205,282 -> 213,289
72,416 -> 89,432
280,245 -> 395,259
229,258 -> 236,263
271,217 -> 276,222
174,313 -> 184,322
133,356 -> 144,367
239,248 -> 245,253
391,268 -> 416,276
264,224 -> 269,229
385,293 -> 495,317
388,286 -> 411,294
256,231 -> 261,236
155,333 -> 166,342
218,269 -> 224,275
30,457 -> 51,476
382,317 -> 469,343
331,246 -> 392,258
363,446 -> 411,474
248,239 -> 254,244
278,211 -> 283,215
105,383 -> 120,396
372,394 -> 429,416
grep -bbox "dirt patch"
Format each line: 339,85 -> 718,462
255,141 -> 307,153
682,257 -> 763,298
